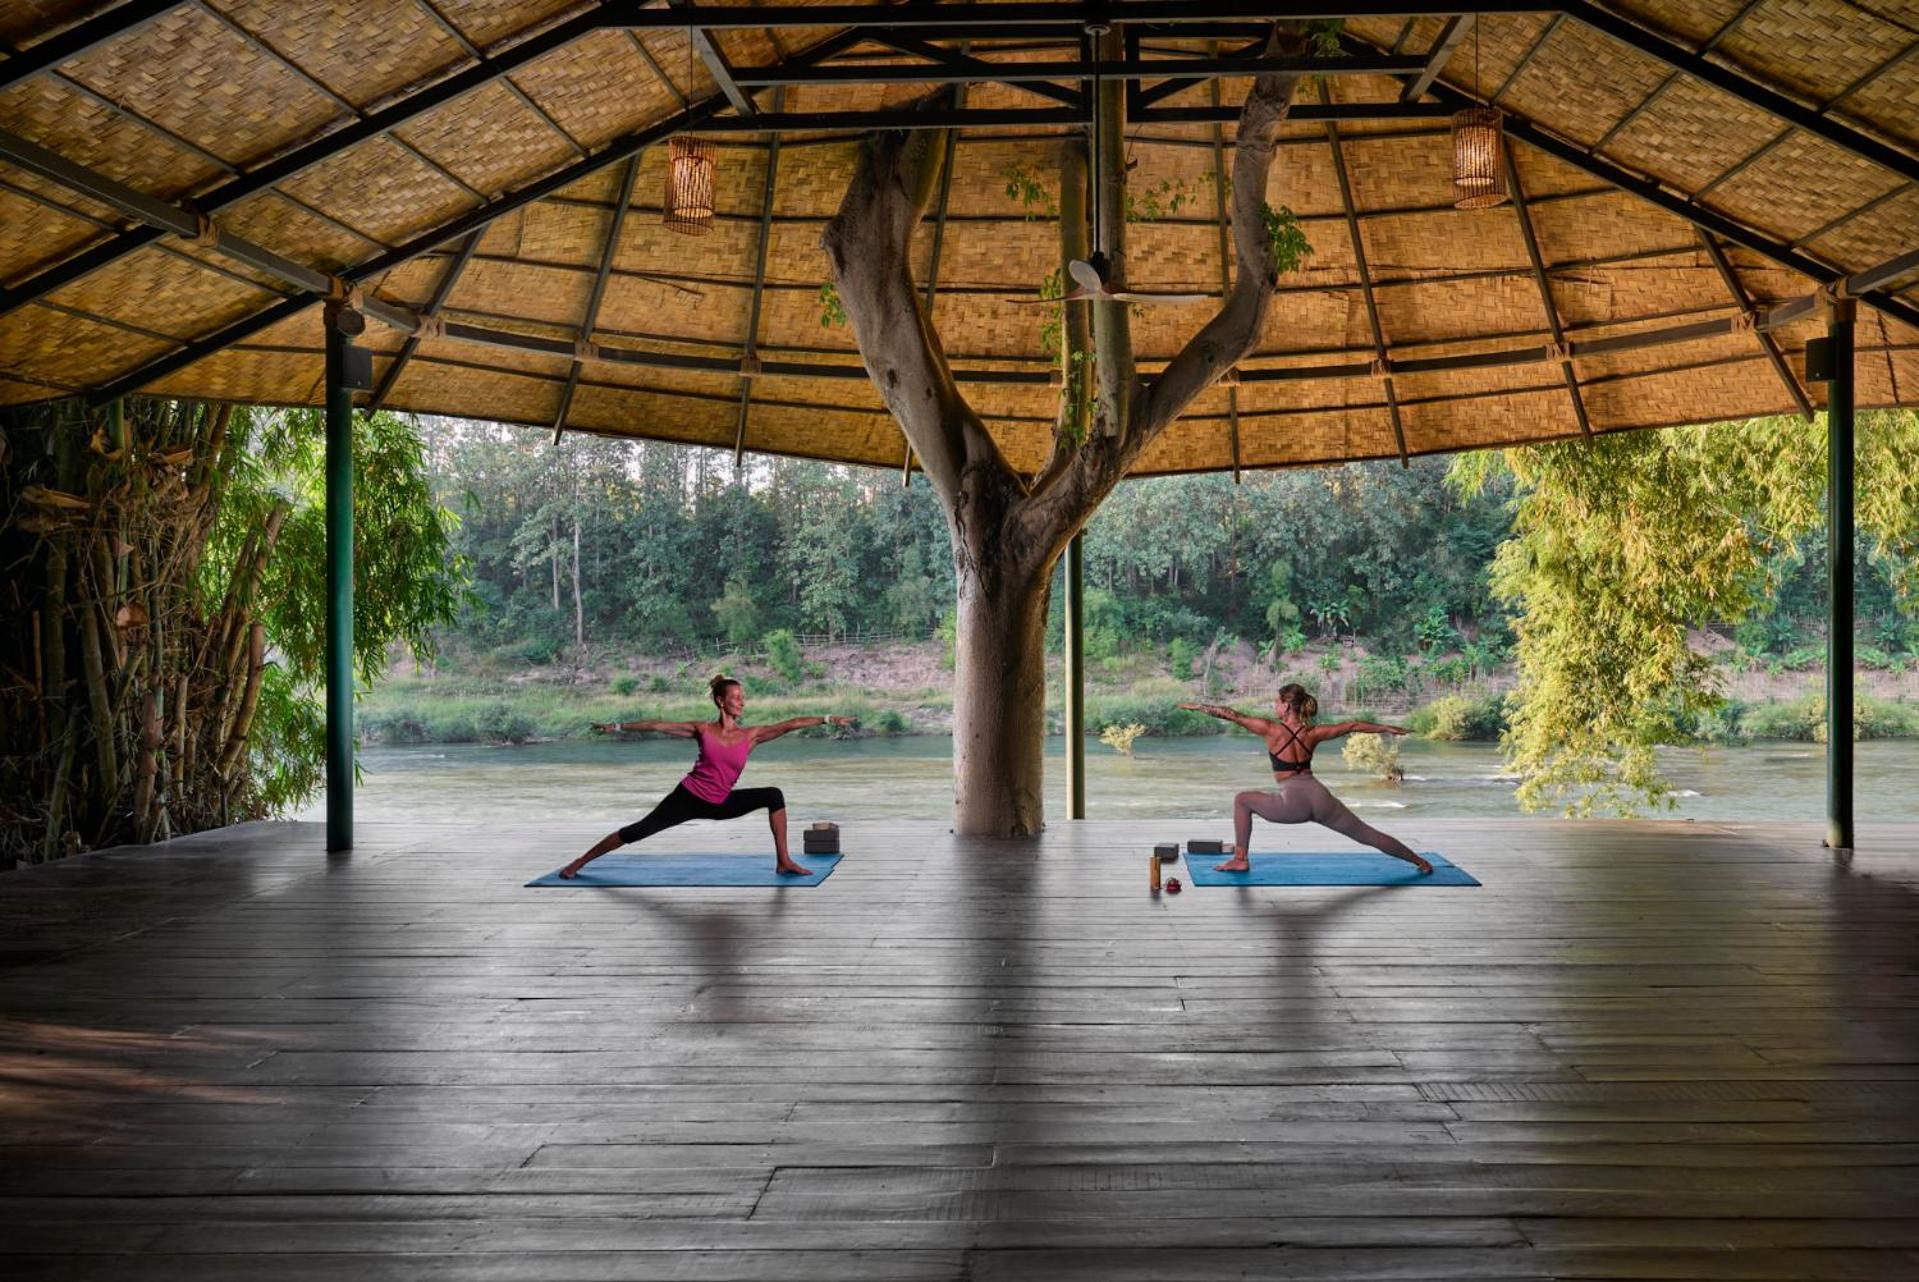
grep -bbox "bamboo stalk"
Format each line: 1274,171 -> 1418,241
132,688 -> 160,831
77,601 -> 119,804
217,624 -> 267,777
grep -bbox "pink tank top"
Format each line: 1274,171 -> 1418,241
682,725 -> 752,803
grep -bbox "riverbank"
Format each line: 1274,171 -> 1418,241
360,638 -> 1919,746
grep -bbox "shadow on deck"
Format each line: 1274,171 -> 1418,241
2,817 -> 1917,1278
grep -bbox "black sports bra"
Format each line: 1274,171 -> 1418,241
1268,721 -> 1314,774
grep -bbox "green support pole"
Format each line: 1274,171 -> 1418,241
1063,532 -> 1085,820
105,398 -> 124,450
324,305 -> 358,851
1826,300 -> 1855,851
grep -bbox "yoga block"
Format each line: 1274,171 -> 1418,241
802,834 -> 840,853
1153,843 -> 1179,861
1187,839 -> 1226,855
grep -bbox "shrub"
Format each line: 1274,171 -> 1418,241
1083,694 -> 1217,737
1099,722 -> 1146,755
476,701 -> 535,744
648,674 -> 669,693
1168,636 -> 1197,681
611,676 -> 640,696
1741,697 -> 1818,741
364,706 -> 429,745
1739,695 -> 1918,741
874,708 -> 911,735
1415,692 -> 1508,741
1414,606 -> 1457,654
763,628 -> 804,682
1342,732 -> 1403,782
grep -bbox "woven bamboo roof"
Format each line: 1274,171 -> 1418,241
2,1 -> 1916,474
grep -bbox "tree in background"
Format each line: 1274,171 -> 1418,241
1453,411 -> 1919,816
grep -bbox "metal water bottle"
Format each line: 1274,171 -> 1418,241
1149,854 -> 1162,892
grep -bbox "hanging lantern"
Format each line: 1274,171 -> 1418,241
664,136 -> 715,235
1450,107 -> 1508,209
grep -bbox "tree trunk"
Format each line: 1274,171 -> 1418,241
572,516 -> 585,649
823,27 -> 1308,836
950,555 -> 1051,836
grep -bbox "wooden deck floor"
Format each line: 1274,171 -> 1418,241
3,816 -> 1918,1279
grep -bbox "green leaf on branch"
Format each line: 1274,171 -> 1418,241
1260,202 -> 1313,276
817,281 -> 847,329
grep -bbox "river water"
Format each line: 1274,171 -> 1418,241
311,735 -> 1919,826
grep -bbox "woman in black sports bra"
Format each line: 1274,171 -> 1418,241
1179,683 -> 1432,875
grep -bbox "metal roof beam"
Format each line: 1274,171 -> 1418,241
1321,86 -> 1408,466
1505,146 -> 1591,438
0,4 -> 612,321
367,230 -> 482,416
0,0 -> 182,91
1561,0 -> 1919,187
733,106 -> 781,463
82,27 -> 865,405
607,3 -> 1545,30
1402,65 -> 1919,335
1399,14 -> 1468,102
864,33 -> 1083,108
666,0 -> 754,116
1697,230 -> 1813,421
733,52 -> 1422,89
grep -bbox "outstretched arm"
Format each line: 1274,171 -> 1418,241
591,719 -> 701,738
752,714 -> 857,746
1177,702 -> 1275,737
1316,719 -> 1409,741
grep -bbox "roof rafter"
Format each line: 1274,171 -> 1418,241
1320,84 -> 1408,466
0,3 -> 613,321
1560,0 -> 1919,186
81,26 -> 867,405
0,0 -> 182,91
735,98 -> 782,463
1400,14 -> 1468,102
667,0 -> 754,116
367,229 -> 482,416
554,154 -> 642,443
1696,230 -> 1813,421
1504,147 -> 1590,439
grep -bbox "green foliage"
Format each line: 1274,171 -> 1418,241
1306,19 -> 1346,58
1099,722 -> 1147,755
476,701 -> 535,744
817,281 -> 847,328
1168,636 -> 1197,680
1449,411 -> 1919,815
1742,695 -> 1919,742
1351,653 -> 1415,701
999,162 -> 1056,217
874,709 -> 911,735
1259,202 -> 1313,276
1126,173 -> 1213,222
937,608 -> 957,671
711,578 -> 762,646
1414,606 -> 1457,654
206,409 -> 462,812
763,628 -> 804,682
1413,692 -> 1508,741
612,676 -> 640,696
1341,732 -> 1403,782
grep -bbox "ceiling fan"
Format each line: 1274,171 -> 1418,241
1005,55 -> 1209,308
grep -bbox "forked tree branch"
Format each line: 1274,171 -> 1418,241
821,117 -> 1009,509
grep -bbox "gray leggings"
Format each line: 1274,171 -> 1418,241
1234,773 -> 1420,862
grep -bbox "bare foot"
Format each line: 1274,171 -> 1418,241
776,860 -> 813,877
1215,858 -> 1250,873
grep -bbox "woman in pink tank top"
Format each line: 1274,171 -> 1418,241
560,674 -> 855,879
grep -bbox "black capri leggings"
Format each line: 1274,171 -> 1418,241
617,783 -> 786,845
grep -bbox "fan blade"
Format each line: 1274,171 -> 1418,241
1109,291 -> 1212,304
1067,258 -> 1105,293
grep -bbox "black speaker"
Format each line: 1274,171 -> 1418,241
1803,336 -> 1836,383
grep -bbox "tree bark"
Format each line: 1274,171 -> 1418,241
572,515 -> 585,649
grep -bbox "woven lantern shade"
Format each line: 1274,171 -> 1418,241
1451,107 -> 1508,209
665,136 -> 716,236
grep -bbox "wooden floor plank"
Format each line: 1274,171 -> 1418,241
3,817 -> 1917,1275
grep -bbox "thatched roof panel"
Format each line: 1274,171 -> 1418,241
2,0 -> 1914,472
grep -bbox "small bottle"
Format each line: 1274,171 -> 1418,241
1149,854 -> 1162,892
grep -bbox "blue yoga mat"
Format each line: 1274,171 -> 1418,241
526,852 -> 842,888
1182,851 -> 1478,887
